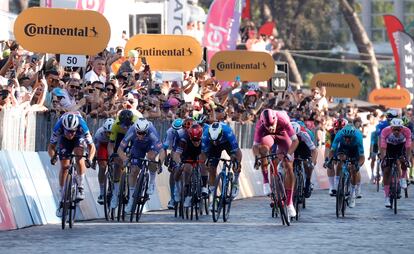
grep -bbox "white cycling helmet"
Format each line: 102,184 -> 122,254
134,118 -> 150,133
62,113 -> 79,131
103,118 -> 115,132
291,122 -> 301,134
390,118 -> 404,128
209,122 -> 223,141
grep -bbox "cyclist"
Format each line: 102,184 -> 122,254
93,118 -> 115,204
119,118 -> 162,213
328,124 -> 365,208
324,118 -> 348,196
368,129 -> 379,184
108,109 -> 140,209
291,122 -> 318,198
159,118 -> 183,209
376,109 -> 399,138
200,121 -> 242,201
48,112 -> 96,217
173,123 -> 207,208
379,118 -> 412,207
252,109 -> 299,218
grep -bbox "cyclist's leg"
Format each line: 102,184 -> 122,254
182,163 -> 192,207
147,150 -> 160,194
259,136 -> 274,192
97,143 -> 108,198
304,159 -> 313,197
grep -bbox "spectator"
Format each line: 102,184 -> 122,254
117,50 -> 139,76
84,57 -> 106,83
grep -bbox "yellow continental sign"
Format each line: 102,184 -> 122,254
369,87 -> 411,108
124,34 -> 202,71
14,8 -> 110,55
210,51 -> 275,81
310,73 -> 361,98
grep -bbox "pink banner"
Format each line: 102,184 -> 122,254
45,0 -> 52,7
384,15 -> 405,86
0,177 -> 16,230
76,0 -> 106,14
203,0 -> 242,65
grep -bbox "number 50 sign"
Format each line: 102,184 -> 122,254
60,54 -> 87,68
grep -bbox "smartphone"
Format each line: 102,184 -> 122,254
30,54 -> 38,63
10,70 -> 16,79
141,57 -> 147,65
109,47 -> 115,54
211,69 -> 215,77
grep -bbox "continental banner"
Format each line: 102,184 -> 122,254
210,51 -> 275,81
124,34 -> 202,71
310,73 -> 361,98
369,87 -> 411,108
14,8 -> 110,55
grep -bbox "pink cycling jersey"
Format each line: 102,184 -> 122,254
380,126 -> 411,149
253,110 -> 297,153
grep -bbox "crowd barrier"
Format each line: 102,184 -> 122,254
0,147 -> 371,231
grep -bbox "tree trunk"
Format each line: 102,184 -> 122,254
339,0 -> 381,89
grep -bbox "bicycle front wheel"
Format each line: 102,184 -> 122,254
61,174 -> 72,230
294,171 -> 304,221
336,174 -> 344,218
391,167 -> 398,214
117,172 -> 126,222
275,176 -> 289,226
135,173 -> 149,222
223,172 -> 233,222
104,170 -> 112,221
212,173 -> 224,222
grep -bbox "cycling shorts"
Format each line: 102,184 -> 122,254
335,144 -> 359,161
58,136 -> 85,160
386,143 -> 405,159
130,141 -> 161,168
97,143 -> 109,160
206,141 -> 235,167
261,131 -> 291,155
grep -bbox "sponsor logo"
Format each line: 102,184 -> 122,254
374,95 -> 406,100
216,61 -> 267,71
316,81 -> 355,89
24,23 -> 98,38
135,47 -> 193,57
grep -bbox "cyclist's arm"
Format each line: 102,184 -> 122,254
87,142 -> 96,162
287,134 -> 299,157
379,127 -> 390,159
48,143 -> 57,159
329,132 -> 342,160
356,132 -> 365,166
119,127 -> 134,163
403,127 -> 412,159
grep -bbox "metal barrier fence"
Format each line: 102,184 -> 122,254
0,109 -> 255,151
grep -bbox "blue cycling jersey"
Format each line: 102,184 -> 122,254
376,120 -> 389,136
296,120 -> 316,144
50,114 -> 92,145
331,128 -> 364,156
201,122 -> 239,154
120,121 -> 161,153
162,127 -> 180,150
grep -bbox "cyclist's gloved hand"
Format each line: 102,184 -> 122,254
50,155 -> 58,165
286,153 -> 294,162
323,158 -> 332,169
109,153 -> 118,160
91,157 -> 97,170
85,158 -> 92,168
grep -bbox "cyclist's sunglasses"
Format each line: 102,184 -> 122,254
136,130 -> 147,136
64,129 -> 76,134
392,127 -> 402,132
191,138 -> 201,142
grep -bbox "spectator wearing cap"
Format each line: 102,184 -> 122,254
58,78 -> 85,112
117,49 -> 139,76
84,57 -> 106,83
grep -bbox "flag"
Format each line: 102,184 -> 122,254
76,0 -> 106,14
203,0 -> 242,65
242,0 -> 250,20
383,15 -> 405,85
396,31 -> 414,102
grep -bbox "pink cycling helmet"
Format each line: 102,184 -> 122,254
260,109 -> 277,132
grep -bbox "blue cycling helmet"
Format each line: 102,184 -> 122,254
172,118 -> 183,130
342,124 -> 356,137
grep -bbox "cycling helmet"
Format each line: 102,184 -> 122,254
134,118 -> 150,133
119,109 -> 134,126
62,113 -> 79,131
333,118 -> 348,129
402,116 -> 410,126
172,118 -> 183,130
386,109 -> 398,121
342,125 -> 356,137
188,124 -> 203,141
103,118 -> 115,132
209,122 -> 223,141
183,118 -> 193,129
193,114 -> 208,125
260,109 -> 277,132
390,118 -> 404,128
291,122 -> 301,134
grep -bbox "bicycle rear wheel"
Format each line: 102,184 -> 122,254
61,174 -> 72,230
212,173 -> 224,222
376,164 -> 380,192
223,172 -> 233,222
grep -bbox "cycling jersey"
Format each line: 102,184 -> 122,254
94,127 -> 110,160
201,122 -> 239,155
331,128 -> 364,159
176,131 -> 202,161
380,126 -> 411,149
376,120 -> 389,136
253,110 -> 297,154
370,131 -> 379,153
50,112 -> 93,145
163,127 -> 180,150
296,120 -> 316,144
294,130 -> 316,159
120,121 -> 162,167
109,114 -> 140,152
